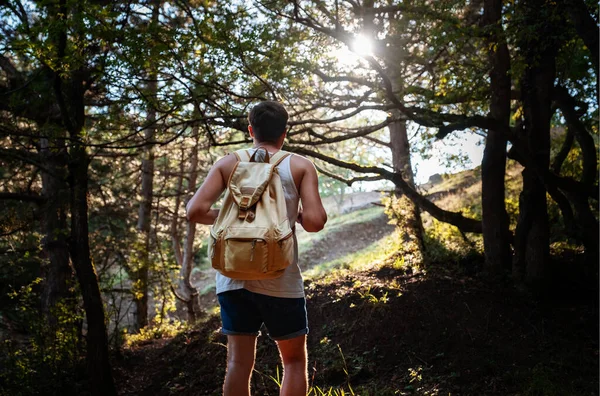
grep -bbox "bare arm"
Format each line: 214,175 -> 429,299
186,154 -> 236,225
296,158 -> 327,232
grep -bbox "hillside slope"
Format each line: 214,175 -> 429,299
116,262 -> 598,395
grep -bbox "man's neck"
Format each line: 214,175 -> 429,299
253,142 -> 282,152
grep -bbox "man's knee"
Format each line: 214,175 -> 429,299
277,335 -> 307,366
227,354 -> 255,373
226,335 -> 257,373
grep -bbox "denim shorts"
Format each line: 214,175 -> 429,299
217,289 -> 308,341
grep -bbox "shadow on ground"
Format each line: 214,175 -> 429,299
115,260 -> 598,396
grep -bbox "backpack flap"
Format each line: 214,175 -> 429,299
228,162 -> 274,221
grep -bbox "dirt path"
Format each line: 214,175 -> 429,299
298,212 -> 395,270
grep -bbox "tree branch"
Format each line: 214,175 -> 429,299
314,164 -> 383,186
554,86 -> 597,186
551,128 -> 574,174
285,145 -> 482,233
288,119 -> 392,145
435,115 -> 496,139
0,192 -> 45,204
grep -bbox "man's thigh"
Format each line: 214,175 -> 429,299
226,335 -> 257,366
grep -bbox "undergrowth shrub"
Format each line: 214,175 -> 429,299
0,278 -> 84,396
123,319 -> 188,347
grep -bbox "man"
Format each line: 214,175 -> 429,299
186,101 -> 327,396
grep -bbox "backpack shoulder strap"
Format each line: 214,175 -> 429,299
234,149 -> 251,162
269,150 -> 291,167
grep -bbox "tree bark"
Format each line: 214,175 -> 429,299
134,128 -> 153,329
133,0 -> 160,330
171,152 -> 185,270
39,135 -> 73,327
177,131 -> 202,322
69,145 -> 117,396
552,87 -> 599,266
481,0 -> 511,275
568,192 -> 599,278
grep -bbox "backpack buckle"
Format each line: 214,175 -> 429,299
240,196 -> 250,209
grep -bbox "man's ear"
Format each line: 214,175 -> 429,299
276,129 -> 287,147
248,125 -> 255,138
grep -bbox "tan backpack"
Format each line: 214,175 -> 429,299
208,148 -> 295,280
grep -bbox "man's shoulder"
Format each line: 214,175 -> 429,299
287,152 -> 314,169
213,152 -> 238,167
211,152 -> 239,182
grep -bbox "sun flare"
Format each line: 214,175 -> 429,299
350,34 -> 373,56
333,34 -> 374,66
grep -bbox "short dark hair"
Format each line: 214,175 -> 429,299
248,101 -> 288,143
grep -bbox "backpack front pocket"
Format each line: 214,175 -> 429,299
208,229 -> 224,271
271,230 -> 294,272
223,227 -> 269,274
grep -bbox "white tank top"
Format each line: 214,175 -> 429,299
215,150 -> 304,298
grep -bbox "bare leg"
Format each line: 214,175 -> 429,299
223,335 -> 257,396
277,335 -> 308,396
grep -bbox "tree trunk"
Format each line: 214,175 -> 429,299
389,119 -> 416,189
514,2 -> 557,286
134,0 -> 160,330
46,1 -> 116,393
175,131 -> 202,322
389,118 -> 424,256
134,129 -> 153,329
481,0 -> 511,275
69,145 -> 117,396
365,0 -> 423,255
39,136 -> 73,327
568,192 -> 599,279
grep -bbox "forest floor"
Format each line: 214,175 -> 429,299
115,165 -> 598,395
115,257 -> 598,395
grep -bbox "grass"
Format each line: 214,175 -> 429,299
297,206 -> 385,254
304,229 -> 404,281
421,167 -> 480,195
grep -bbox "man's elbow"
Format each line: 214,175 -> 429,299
185,201 -> 194,221
302,213 -> 327,232
186,203 -> 203,224
185,208 -> 196,223
303,223 -> 325,232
